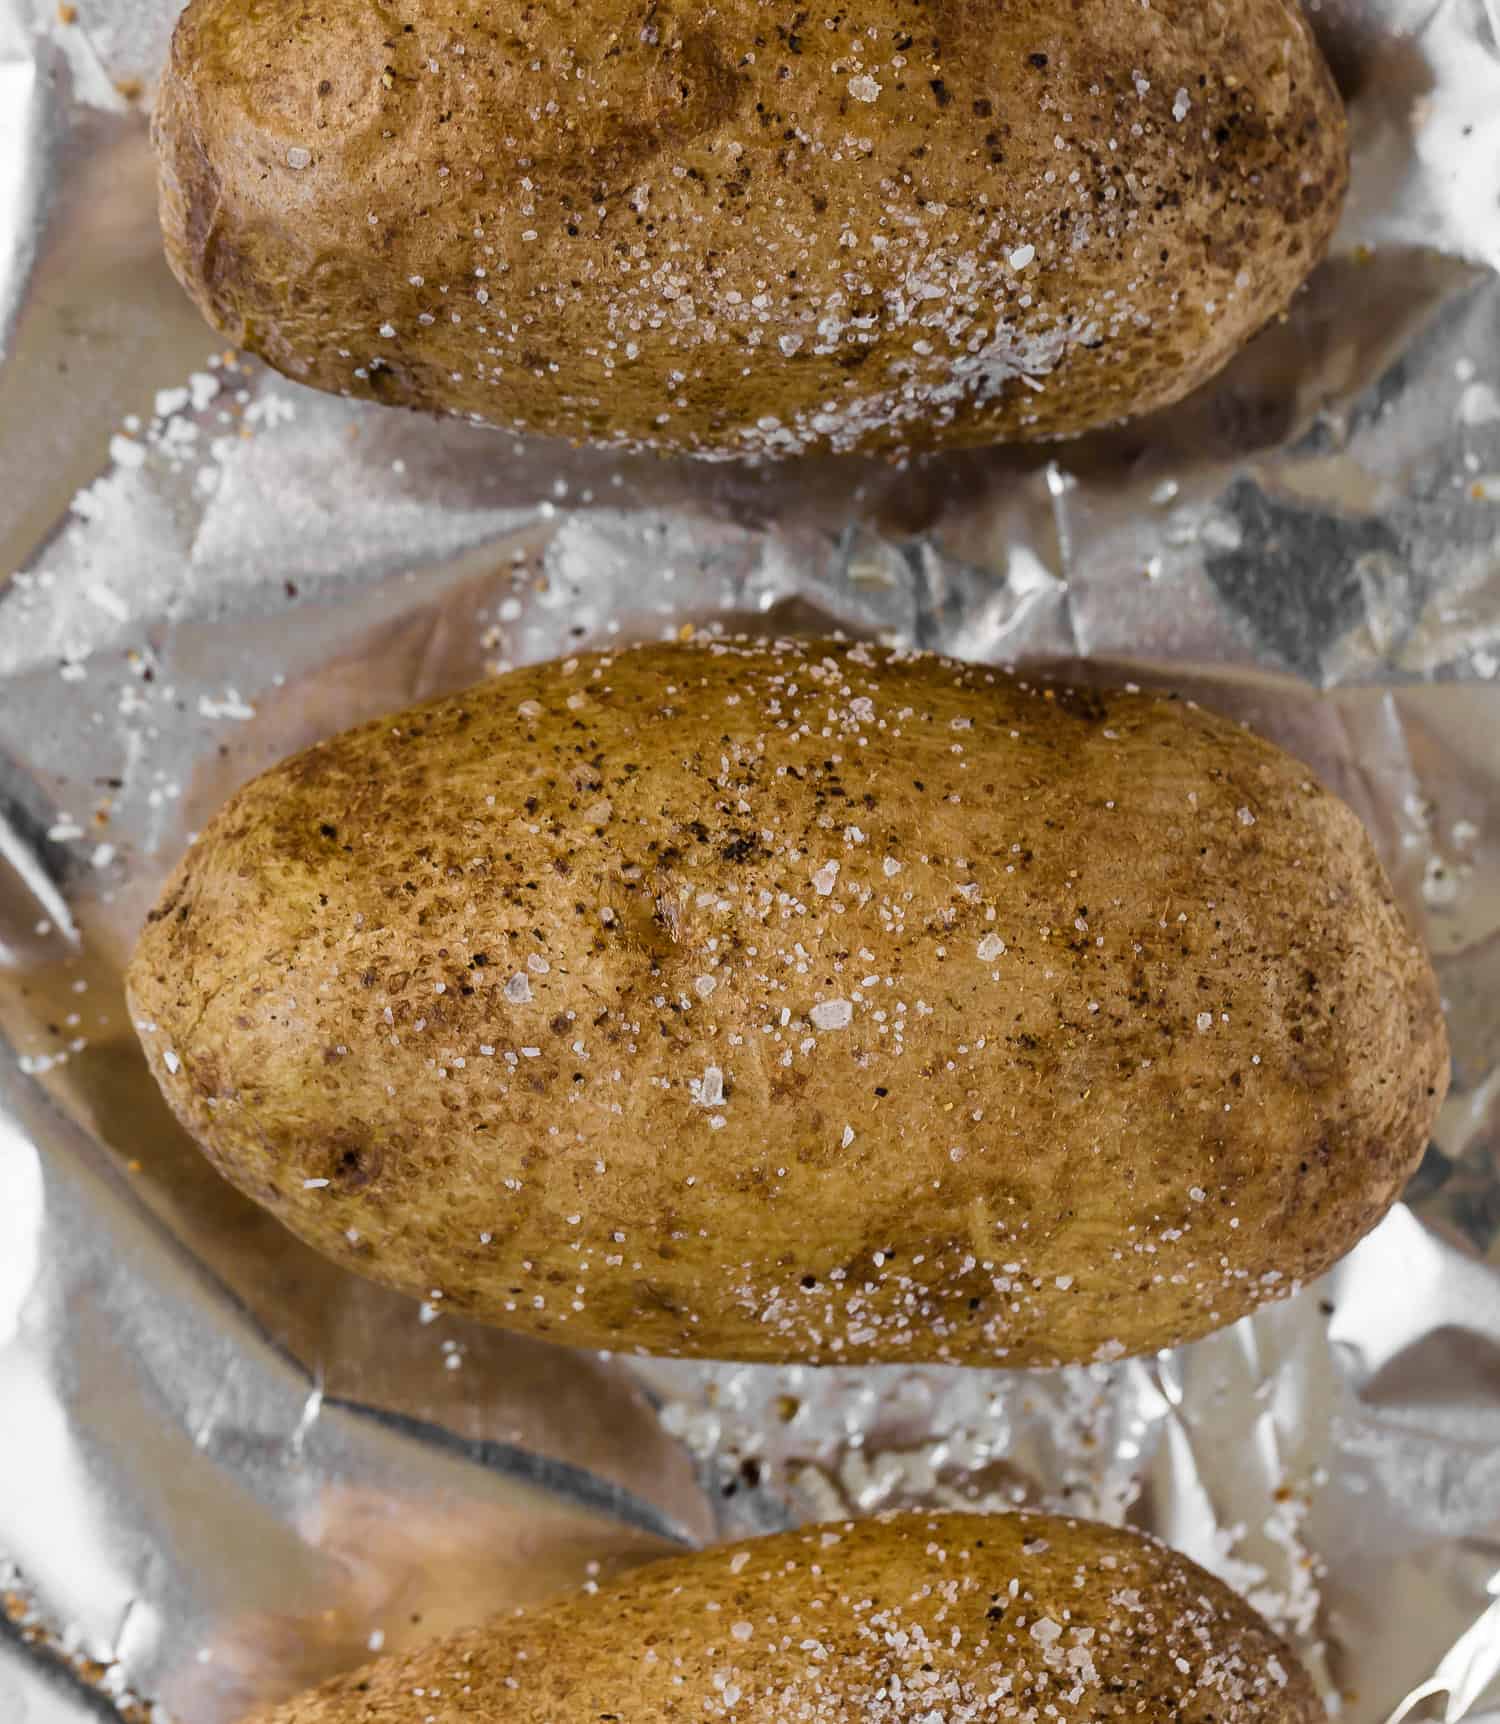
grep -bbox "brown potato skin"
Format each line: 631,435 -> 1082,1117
244,1511 -> 1325,1724
127,640 -> 1447,1366
153,0 -> 1347,458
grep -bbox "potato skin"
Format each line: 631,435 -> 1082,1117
127,640 -> 1447,1366
245,1511 -> 1325,1724
153,0 -> 1346,458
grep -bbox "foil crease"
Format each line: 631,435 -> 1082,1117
2,0 -> 1500,1720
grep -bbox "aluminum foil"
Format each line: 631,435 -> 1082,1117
3,0 -> 1500,1720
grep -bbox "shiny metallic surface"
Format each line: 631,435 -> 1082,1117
1,2 -> 1499,1721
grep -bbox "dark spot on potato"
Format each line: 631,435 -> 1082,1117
330,1136 -> 384,1191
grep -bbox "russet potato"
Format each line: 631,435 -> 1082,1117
243,1511 -> 1325,1724
127,640 -> 1447,1366
154,0 -> 1347,457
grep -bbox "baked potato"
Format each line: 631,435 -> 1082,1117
244,1510 -> 1325,1724
126,639 -> 1447,1366
154,0 -> 1347,457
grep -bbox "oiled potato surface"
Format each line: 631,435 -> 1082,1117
246,1512 -> 1326,1724
155,0 -> 1347,456
128,640 -> 1447,1365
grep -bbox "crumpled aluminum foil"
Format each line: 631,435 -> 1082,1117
2,0 -> 1500,1720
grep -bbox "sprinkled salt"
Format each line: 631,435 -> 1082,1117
1173,88 -> 1191,122
1196,1011 -> 1214,1032
505,973 -> 533,1005
1009,244 -> 1036,271
811,860 -> 840,896
286,146 -> 311,169
303,1178 -> 329,1190
976,933 -> 1005,962
810,999 -> 853,1031
848,73 -> 881,102
162,1049 -> 181,1075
